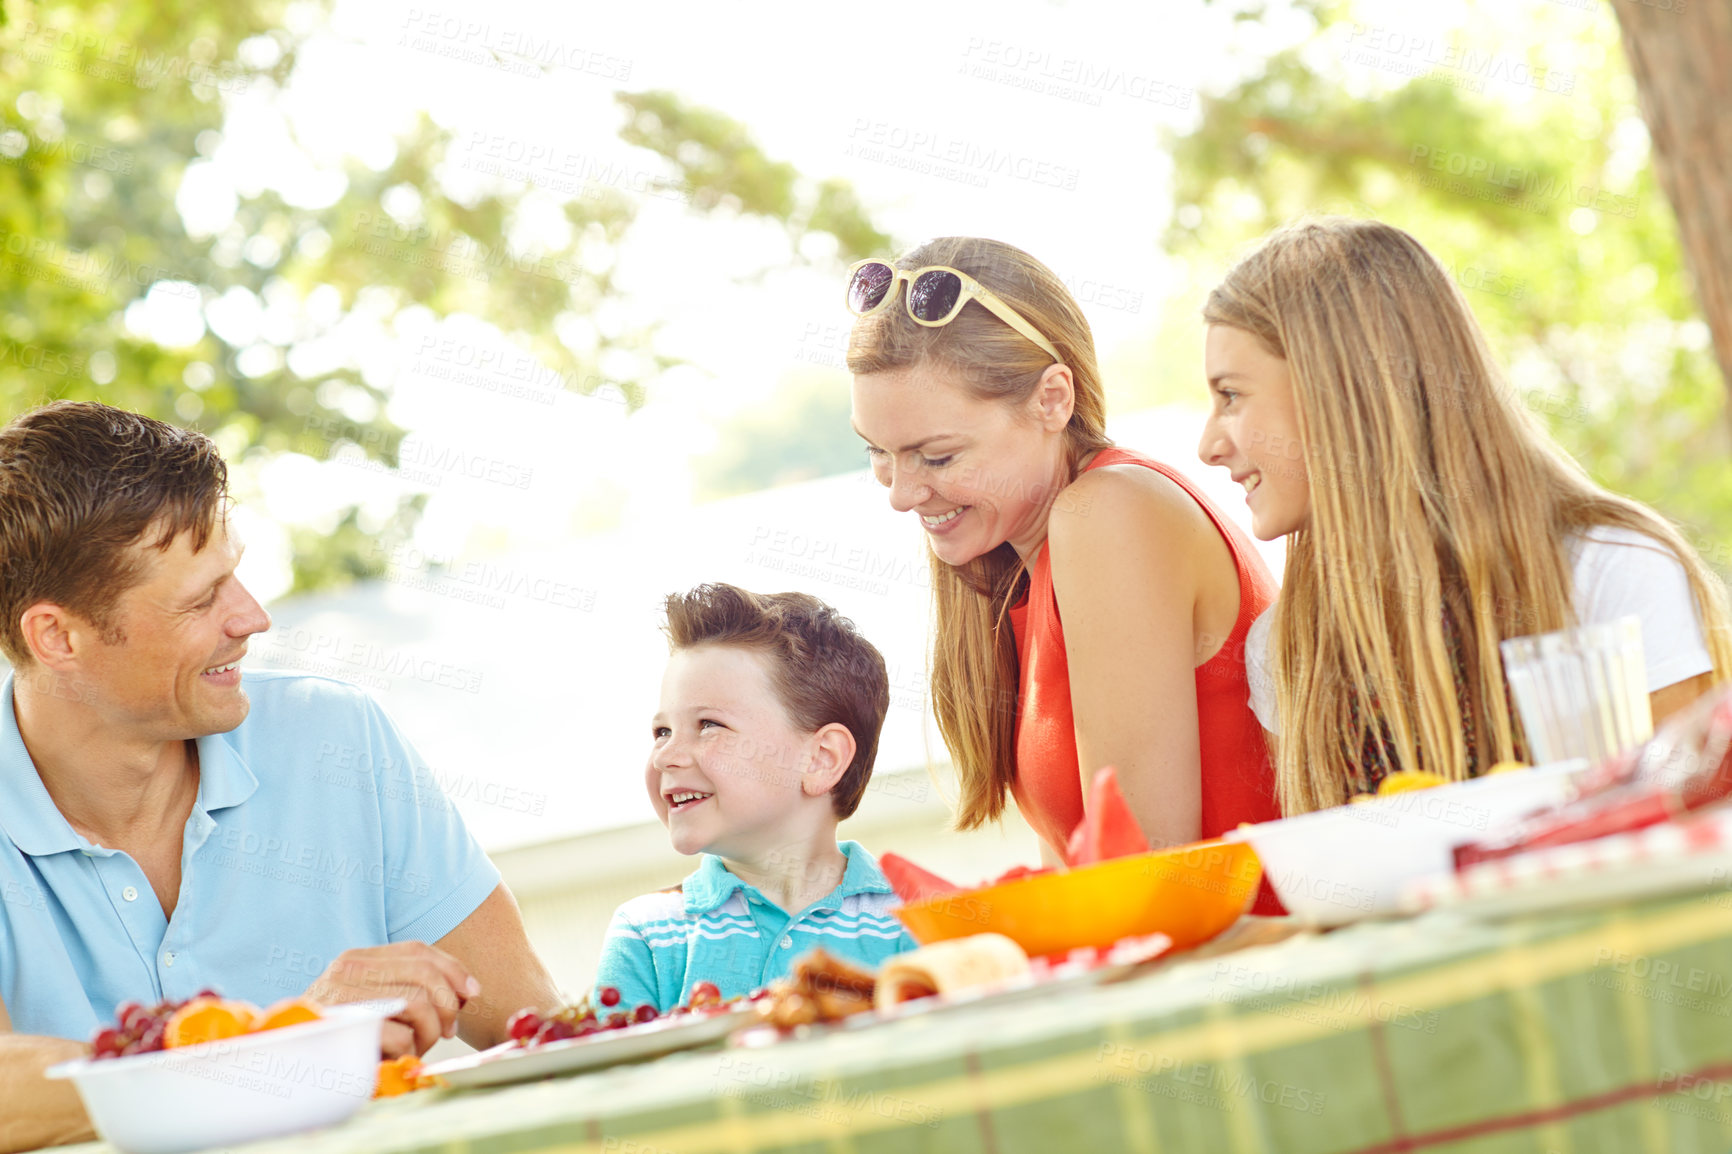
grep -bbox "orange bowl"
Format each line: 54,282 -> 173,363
893,840 -> 1263,957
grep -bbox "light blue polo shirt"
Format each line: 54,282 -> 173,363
0,670 -> 501,1041
592,841 -> 917,1013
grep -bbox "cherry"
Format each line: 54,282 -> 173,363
597,986 -> 621,1007
506,1009 -> 543,1043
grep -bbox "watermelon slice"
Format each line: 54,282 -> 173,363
992,864 -> 1056,884
879,853 -> 962,903
1066,767 -> 1150,865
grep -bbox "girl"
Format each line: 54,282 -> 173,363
1198,216 -> 1732,813
846,237 -> 1282,870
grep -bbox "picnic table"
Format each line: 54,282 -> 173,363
54,888 -> 1732,1154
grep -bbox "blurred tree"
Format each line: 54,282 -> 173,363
1168,0 -> 1732,576
0,3 -> 885,591
616,91 -> 890,265
1611,2 -> 1732,401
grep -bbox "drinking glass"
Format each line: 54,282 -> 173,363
1499,616 -> 1653,767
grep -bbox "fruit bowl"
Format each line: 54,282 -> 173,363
893,840 -> 1262,957
46,1000 -> 403,1154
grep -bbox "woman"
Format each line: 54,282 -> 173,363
845,237 -> 1282,871
1197,216 -> 1732,815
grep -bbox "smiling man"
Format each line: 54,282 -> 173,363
0,402 -> 559,1151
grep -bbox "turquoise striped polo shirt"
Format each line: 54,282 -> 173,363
591,840 -> 917,1013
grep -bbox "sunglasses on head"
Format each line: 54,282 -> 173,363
844,259 -> 1061,363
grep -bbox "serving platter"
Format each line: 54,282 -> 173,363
732,933 -> 1174,1048
422,1005 -> 751,1089
1400,805 -> 1732,921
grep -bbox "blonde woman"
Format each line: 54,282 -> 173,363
846,238 -> 1283,886
1197,217 -> 1732,815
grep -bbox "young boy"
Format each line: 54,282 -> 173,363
591,583 -> 917,1013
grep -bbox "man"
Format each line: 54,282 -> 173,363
0,402 -> 560,1150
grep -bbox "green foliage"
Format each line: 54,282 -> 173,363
0,4 -> 889,593
0,0 -> 649,593
617,91 -> 892,264
1164,0 -> 1732,575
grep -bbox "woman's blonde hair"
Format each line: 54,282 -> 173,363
846,237 -> 1113,828
1205,217 -> 1732,814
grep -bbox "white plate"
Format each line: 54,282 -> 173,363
732,938 -> 1172,1047
422,1006 -> 751,1089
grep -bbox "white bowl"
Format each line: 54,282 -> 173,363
1224,761 -> 1590,925
46,999 -> 403,1154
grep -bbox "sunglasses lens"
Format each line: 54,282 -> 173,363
848,263 -> 896,314
908,270 -> 962,322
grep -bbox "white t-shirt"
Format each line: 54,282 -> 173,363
1246,527 -> 1716,734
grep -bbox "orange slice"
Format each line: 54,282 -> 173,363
164,998 -> 259,1048
256,997 -> 324,1032
1376,770 -> 1448,796
374,1054 -> 441,1097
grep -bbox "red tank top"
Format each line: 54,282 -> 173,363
1007,447 -> 1283,909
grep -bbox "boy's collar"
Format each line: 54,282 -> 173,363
683,840 -> 892,916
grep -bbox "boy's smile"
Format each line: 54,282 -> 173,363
664,789 -> 713,811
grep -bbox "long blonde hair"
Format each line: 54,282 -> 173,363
846,238 -> 1113,828
1206,217 -> 1732,814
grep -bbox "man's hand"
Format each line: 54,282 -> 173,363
432,883 -> 563,1050
304,942 -> 479,1058
0,996 -> 97,1154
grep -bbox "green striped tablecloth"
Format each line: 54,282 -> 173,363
55,890 -> 1732,1154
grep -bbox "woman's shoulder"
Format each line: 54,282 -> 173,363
1565,524 -> 1690,598
1564,523 -> 1714,689
1054,455 -> 1208,533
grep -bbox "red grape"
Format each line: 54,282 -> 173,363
597,986 -> 621,1007
91,1027 -> 125,1059
633,1004 -> 658,1023
115,1002 -> 147,1033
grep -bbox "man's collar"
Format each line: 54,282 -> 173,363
0,675 -> 258,857
682,841 -> 891,915
0,677 -> 82,856
193,729 -> 259,814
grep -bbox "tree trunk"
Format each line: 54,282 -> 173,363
1612,1 -> 1732,399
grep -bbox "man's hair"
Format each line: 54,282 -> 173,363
662,583 -> 890,819
0,401 -> 229,666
